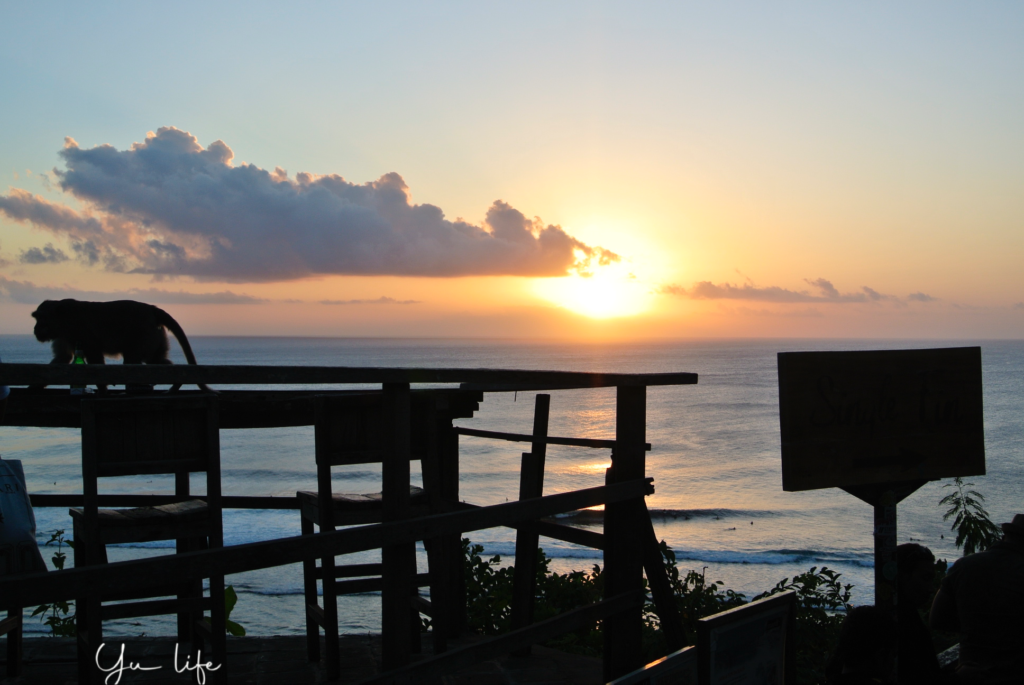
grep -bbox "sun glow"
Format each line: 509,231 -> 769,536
533,266 -> 649,319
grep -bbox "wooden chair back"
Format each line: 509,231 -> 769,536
80,395 -> 221,518
313,393 -> 430,467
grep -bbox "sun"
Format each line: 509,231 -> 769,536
533,266 -> 649,319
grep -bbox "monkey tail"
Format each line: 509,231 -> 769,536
155,307 -> 199,364
154,307 -> 214,393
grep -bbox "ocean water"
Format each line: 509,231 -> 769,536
1,335 -> 1021,637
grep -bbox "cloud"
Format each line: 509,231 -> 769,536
660,278 -> 902,303
907,292 -> 937,302
0,127 -> 619,282
319,296 -> 421,305
20,243 -> 69,264
0,276 -> 266,305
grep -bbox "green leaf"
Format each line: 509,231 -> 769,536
225,619 -> 246,637
225,586 -> 239,617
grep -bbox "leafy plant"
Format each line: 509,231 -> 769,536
223,586 -> 246,636
940,477 -> 1001,555
462,539 -> 516,635
31,529 -> 77,637
461,537 -> 855,683
639,541 -> 746,660
202,585 -> 246,636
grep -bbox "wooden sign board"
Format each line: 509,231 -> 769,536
778,347 -> 985,492
698,590 -> 795,685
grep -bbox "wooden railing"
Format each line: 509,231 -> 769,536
0,364 -> 698,682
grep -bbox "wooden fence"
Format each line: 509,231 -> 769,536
0,364 -> 697,682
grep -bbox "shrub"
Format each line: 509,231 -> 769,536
461,536 -> 851,681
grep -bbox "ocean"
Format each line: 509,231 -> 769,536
2,335 -> 1020,637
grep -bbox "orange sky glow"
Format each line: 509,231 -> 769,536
2,4 -> 1022,340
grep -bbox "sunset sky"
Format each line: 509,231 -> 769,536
2,3 -> 1023,340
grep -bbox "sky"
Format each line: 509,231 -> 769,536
2,2 -> 1023,340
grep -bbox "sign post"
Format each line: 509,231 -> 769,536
778,347 -> 985,617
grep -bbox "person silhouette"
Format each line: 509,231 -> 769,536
895,543 -> 949,684
826,605 -> 897,684
930,513 -> 1024,684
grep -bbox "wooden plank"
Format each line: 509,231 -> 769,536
356,590 -> 644,685
607,645 -> 697,685
455,426 -> 652,451
1,478 -> 653,611
604,384 -> 648,681
0,363 -> 698,389
100,597 -> 209,621
437,415 -> 465,638
778,347 -> 985,491
418,398 -> 450,653
30,494 -> 303,509
510,394 -> 550,652
454,502 -> 604,549
381,382 -> 414,669
534,519 -> 603,550
640,501 -> 686,653
4,388 -> 483,429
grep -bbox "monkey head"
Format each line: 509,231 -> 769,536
31,300 -> 63,342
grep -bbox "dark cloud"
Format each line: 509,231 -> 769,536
0,128 -> 619,282
0,276 -> 265,305
319,296 -> 421,305
907,292 -> 937,302
660,278 -> 899,303
20,243 -> 69,264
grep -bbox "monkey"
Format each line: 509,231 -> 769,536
30,299 -> 213,393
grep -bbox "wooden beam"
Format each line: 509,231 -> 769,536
30,494 -> 302,510
510,394 -> 550,651
455,426 -> 652,451
381,382 -> 414,669
640,501 -> 686,652
0,364 -> 697,389
604,384 -> 648,681
0,478 -> 653,611
5,388 -> 483,430
454,502 -> 605,550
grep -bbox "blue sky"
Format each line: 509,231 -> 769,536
2,2 -> 1023,338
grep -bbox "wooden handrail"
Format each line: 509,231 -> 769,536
0,477 -> 654,610
0,364 -> 697,389
455,426 -> 652,450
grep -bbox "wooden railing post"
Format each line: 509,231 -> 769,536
382,382 -> 414,669
604,384 -> 647,681
438,416 -> 467,637
510,393 -> 551,654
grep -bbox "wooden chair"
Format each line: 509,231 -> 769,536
71,395 -> 225,685
298,393 -> 447,680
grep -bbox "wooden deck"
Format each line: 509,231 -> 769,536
0,635 -> 603,685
